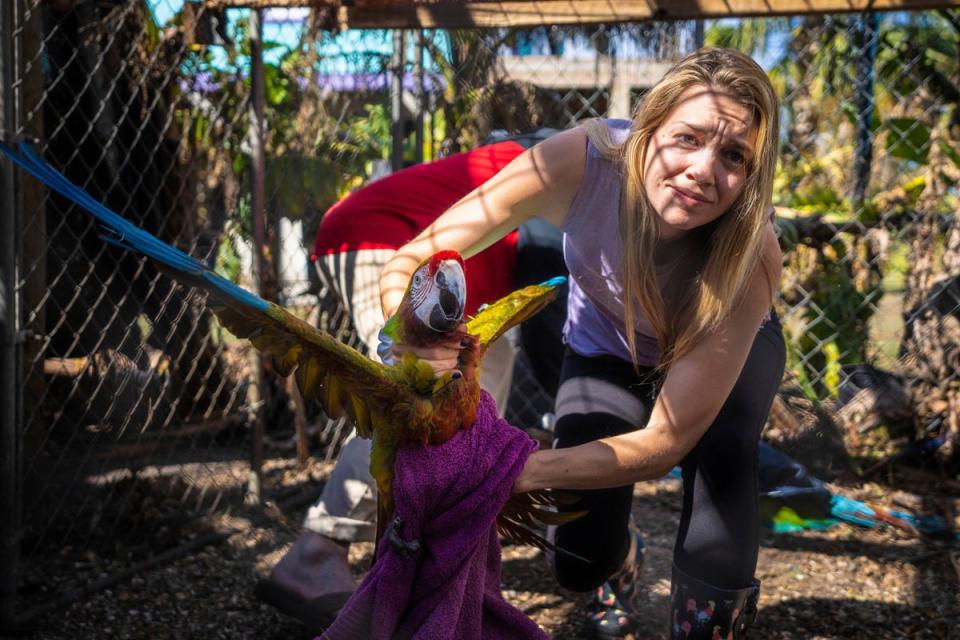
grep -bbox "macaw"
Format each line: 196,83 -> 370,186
1,141 -> 580,552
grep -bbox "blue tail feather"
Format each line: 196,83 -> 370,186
0,142 -> 269,312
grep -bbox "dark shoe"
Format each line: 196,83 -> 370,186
588,529 -> 646,639
669,563 -> 760,639
255,530 -> 356,633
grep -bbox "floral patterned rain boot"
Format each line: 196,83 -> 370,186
587,529 -> 646,639
669,562 -> 760,640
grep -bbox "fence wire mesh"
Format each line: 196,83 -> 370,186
3,1 -> 960,624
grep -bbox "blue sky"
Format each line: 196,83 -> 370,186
150,2 -> 411,69
148,1 -> 788,71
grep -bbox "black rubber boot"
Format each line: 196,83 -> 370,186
587,529 -> 646,639
669,563 -> 760,639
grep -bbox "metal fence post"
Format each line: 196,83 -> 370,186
0,0 -> 22,629
850,11 -> 877,209
414,29 -> 425,165
246,7 -> 267,506
391,29 -> 405,172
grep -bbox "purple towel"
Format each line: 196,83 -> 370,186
319,391 -> 549,640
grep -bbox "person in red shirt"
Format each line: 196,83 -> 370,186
257,131 -> 565,631
313,141 -> 523,318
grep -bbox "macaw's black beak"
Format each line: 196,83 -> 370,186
429,259 -> 466,332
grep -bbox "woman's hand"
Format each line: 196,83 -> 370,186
378,321 -> 468,378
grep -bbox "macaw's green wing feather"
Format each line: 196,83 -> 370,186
213,300 -> 395,439
465,276 -> 566,348
497,490 -> 589,562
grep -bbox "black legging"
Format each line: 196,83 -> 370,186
553,315 -> 785,592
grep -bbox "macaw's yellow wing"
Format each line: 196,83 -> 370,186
214,301 -> 397,439
465,276 -> 566,348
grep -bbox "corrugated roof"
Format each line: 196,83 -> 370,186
202,1 -> 960,30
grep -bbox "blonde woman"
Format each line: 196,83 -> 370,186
380,48 -> 785,639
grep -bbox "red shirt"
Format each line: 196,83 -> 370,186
313,141 -> 524,315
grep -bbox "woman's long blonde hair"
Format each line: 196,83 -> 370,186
582,47 -> 779,370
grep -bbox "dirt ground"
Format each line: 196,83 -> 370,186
11,453 -> 958,640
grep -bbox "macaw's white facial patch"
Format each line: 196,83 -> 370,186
412,259 -> 466,333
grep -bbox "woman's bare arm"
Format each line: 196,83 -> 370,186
379,128 -> 587,318
514,227 -> 783,492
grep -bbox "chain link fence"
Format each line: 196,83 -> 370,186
2,0 -> 959,627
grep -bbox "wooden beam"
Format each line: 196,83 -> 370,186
205,0 -> 328,8
204,0 -> 960,28
341,1 -> 960,28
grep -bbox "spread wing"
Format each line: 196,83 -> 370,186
0,141 -> 395,437
223,303 -> 394,438
466,276 -> 566,348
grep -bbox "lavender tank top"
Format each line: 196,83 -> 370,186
562,119 -> 662,366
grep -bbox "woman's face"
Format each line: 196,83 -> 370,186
643,85 -> 758,240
